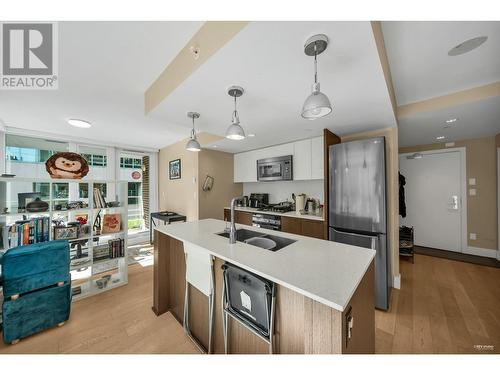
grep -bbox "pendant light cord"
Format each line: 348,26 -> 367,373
232,94 -> 239,123
191,116 -> 196,139
314,42 -> 318,84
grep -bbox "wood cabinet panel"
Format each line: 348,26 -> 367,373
281,216 -> 301,235
223,209 -> 253,226
301,219 -> 325,239
236,211 -> 253,226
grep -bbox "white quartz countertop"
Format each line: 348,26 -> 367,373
155,219 -> 375,311
223,206 -> 324,221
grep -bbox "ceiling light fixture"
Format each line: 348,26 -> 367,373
225,86 -> 246,140
445,118 -> 458,123
301,34 -> 332,120
436,136 -> 446,140
68,119 -> 91,128
185,112 -> 201,152
247,133 -> 255,137
448,36 -> 488,56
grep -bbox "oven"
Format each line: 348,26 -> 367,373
257,155 -> 293,181
252,213 -> 281,231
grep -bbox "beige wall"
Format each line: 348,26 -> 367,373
341,127 -> 400,284
198,149 -> 243,220
158,133 -> 241,221
158,136 -> 199,221
399,136 -> 498,250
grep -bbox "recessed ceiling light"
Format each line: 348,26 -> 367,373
247,133 -> 255,137
448,36 -> 488,56
212,145 -> 218,148
445,118 -> 458,123
68,119 -> 91,128
436,136 -> 446,140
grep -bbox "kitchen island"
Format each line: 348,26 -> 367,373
153,219 -> 375,354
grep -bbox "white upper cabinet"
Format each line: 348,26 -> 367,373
233,136 -> 324,183
234,151 -> 257,182
311,136 -> 324,179
293,139 -> 312,180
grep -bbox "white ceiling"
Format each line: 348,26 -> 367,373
382,21 -> 500,106
382,21 -> 500,147
0,21 -> 202,150
398,96 -> 500,147
149,21 -> 396,153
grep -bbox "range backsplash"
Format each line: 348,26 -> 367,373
243,179 -> 324,204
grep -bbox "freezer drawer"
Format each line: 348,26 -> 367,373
329,227 -> 390,310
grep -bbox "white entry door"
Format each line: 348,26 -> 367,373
399,150 -> 464,252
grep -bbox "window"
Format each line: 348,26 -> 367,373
120,157 -> 142,169
5,135 -> 69,178
79,146 -> 107,167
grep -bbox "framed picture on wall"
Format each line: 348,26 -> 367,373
169,159 -> 181,180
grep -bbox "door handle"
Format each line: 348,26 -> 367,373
450,195 -> 459,210
331,228 -> 378,250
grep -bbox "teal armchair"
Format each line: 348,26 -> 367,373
0,240 -> 72,344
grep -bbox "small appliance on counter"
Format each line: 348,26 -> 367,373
249,193 -> 269,208
294,193 -> 306,214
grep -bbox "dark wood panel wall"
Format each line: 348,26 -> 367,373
323,129 -> 342,239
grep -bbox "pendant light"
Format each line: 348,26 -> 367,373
225,86 -> 246,140
185,112 -> 201,152
301,34 -> 332,120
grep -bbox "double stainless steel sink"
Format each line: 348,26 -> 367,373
216,228 -> 296,252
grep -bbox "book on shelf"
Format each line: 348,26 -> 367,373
1,216 -> 51,250
93,238 -> 125,261
93,188 -> 107,208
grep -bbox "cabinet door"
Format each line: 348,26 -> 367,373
234,151 -> 257,182
223,209 -> 230,222
281,216 -> 301,235
311,136 -> 324,180
236,211 -> 253,226
258,143 -> 295,160
301,219 -> 325,239
293,139 -> 312,180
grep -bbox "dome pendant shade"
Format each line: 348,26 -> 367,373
301,83 -> 332,119
185,112 -> 202,152
226,122 -> 246,140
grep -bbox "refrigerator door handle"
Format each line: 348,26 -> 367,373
331,228 -> 377,249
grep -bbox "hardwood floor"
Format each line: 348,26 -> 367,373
2,253 -> 499,354
0,264 -> 200,354
376,253 -> 500,354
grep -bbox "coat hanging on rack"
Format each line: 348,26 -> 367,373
399,172 -> 407,218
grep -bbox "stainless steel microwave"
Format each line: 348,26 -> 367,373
257,155 -> 293,181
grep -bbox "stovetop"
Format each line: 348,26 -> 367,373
258,202 -> 294,213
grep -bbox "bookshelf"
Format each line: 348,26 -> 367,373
0,177 -> 129,301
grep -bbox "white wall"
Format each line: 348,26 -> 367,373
243,179 -> 324,204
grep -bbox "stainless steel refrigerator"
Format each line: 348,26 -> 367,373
328,136 -> 390,310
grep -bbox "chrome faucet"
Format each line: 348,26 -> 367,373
229,196 -> 243,244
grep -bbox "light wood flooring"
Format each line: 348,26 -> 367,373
376,254 -> 500,354
0,263 -> 199,354
1,253 -> 499,354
